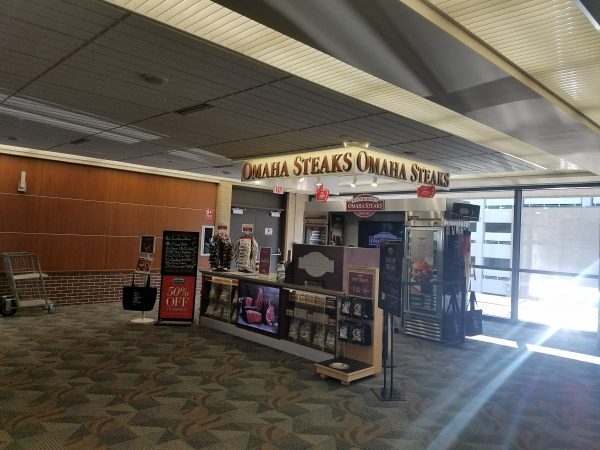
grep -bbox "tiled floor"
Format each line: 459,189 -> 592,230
1,303 -> 599,449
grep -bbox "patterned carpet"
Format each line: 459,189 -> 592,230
1,304 -> 599,449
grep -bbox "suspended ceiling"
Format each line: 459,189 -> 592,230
1,0 -> 599,193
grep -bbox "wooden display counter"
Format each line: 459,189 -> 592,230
315,266 -> 382,385
201,259 -> 383,386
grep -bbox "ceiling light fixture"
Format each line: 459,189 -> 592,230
315,176 -> 322,187
298,177 -> 305,182
371,177 -> 378,187
139,73 -> 169,85
350,175 -> 357,188
0,97 -> 162,144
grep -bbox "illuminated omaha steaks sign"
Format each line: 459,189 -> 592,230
240,146 -> 450,188
347,194 -> 385,218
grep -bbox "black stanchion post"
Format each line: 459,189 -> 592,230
382,310 -> 388,397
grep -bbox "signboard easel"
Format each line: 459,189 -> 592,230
375,240 -> 404,401
157,230 -> 199,325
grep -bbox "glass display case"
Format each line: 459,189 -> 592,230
283,288 -> 338,354
200,275 -> 238,323
403,224 -> 468,343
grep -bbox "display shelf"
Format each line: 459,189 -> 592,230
201,316 -> 332,362
284,314 -> 336,326
316,266 -> 382,385
287,300 -> 336,312
199,269 -> 382,385
200,271 -> 344,349
200,274 -> 238,324
284,336 -> 336,353
282,287 -> 339,355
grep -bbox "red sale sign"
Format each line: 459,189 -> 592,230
158,275 -> 196,321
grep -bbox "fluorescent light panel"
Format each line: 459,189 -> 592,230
0,96 -> 162,144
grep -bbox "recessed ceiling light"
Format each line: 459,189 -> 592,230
139,74 -> 169,85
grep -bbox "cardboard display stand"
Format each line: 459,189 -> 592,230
157,230 -> 199,324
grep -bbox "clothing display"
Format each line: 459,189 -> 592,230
233,235 -> 259,272
208,233 -> 233,271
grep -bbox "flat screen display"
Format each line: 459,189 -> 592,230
358,221 -> 404,248
236,281 -> 281,337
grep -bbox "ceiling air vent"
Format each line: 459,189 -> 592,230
174,103 -> 214,115
70,138 -> 90,145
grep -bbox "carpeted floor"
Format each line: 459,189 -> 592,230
1,303 -> 599,449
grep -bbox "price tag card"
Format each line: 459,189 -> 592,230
346,267 -> 376,300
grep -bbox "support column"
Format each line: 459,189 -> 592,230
215,181 -> 232,234
284,193 -> 308,259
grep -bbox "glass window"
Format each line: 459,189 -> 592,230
483,257 -> 511,269
444,194 -> 514,319
471,268 -> 511,319
520,189 -> 600,275
519,188 -> 600,330
518,272 -> 597,331
484,222 -> 512,233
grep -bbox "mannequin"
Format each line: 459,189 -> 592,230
208,232 -> 233,271
233,232 -> 258,272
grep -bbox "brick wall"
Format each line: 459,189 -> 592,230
0,271 -> 203,307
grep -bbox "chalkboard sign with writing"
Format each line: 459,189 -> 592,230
347,268 -> 376,300
161,231 -> 200,276
378,240 -> 403,315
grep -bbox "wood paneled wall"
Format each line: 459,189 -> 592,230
0,154 -> 217,271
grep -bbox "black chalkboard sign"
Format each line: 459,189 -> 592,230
161,231 -> 200,276
378,240 -> 403,316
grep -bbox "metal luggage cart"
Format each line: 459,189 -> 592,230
1,252 -> 55,316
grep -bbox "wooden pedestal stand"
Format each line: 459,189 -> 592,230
315,267 -> 382,385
